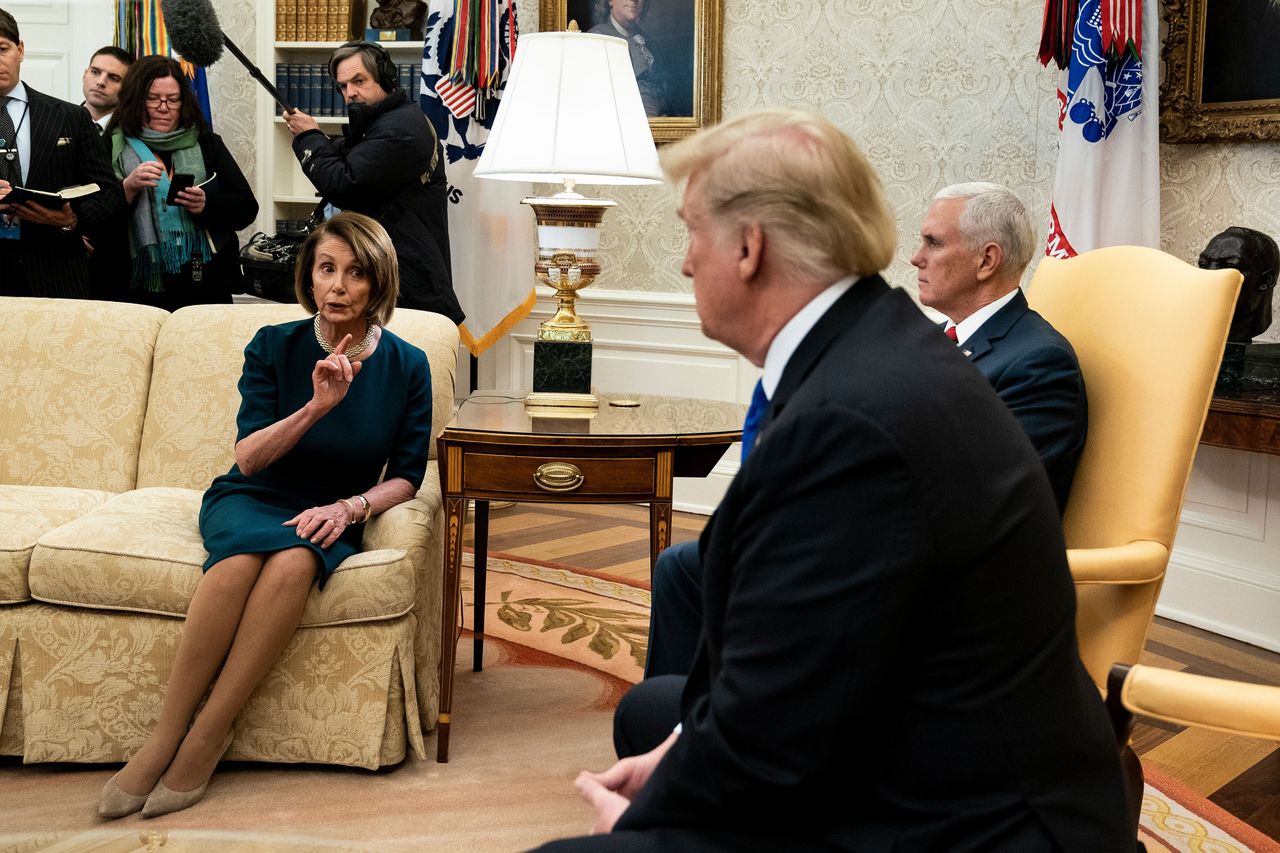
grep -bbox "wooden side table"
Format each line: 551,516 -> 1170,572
434,391 -> 745,761
1202,393 -> 1280,456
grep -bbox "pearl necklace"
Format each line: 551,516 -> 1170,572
314,315 -> 377,359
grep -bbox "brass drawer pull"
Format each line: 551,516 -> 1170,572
534,461 -> 584,492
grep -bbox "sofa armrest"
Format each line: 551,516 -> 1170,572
364,495 -> 434,553
360,460 -> 446,732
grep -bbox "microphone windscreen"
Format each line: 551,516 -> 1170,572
160,0 -> 225,67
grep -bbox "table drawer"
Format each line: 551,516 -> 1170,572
464,453 -> 656,497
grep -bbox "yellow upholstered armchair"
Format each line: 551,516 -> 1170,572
1107,664 -> 1280,743
1026,247 -> 1241,689
1104,662 -> 1280,838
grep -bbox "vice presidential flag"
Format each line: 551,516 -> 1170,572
1043,0 -> 1158,258
421,0 -> 536,358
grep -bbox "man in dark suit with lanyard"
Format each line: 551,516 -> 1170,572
0,9 -> 124,298
535,109 -> 1130,852
645,182 -> 1089,678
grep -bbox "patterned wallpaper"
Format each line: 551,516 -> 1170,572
207,0 -> 259,245
225,0 -> 1280,343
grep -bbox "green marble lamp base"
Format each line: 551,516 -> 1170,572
529,340 -> 597,407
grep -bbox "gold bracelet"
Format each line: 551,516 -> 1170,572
355,494 -> 371,523
337,498 -> 358,522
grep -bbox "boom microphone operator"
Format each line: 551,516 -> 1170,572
160,0 -> 295,112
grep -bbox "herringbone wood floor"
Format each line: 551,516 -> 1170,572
470,501 -> 1280,841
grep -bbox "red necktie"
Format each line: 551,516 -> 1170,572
944,325 -> 959,343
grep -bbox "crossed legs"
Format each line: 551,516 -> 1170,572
111,547 -> 316,802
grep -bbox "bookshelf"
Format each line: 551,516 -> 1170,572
252,2 -> 424,235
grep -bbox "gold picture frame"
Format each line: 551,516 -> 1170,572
539,0 -> 723,143
1161,0 -> 1280,142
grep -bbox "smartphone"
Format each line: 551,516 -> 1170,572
166,173 -> 195,206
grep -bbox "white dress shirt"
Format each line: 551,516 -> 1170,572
943,287 -> 1020,346
2,81 -> 32,184
761,276 -> 856,398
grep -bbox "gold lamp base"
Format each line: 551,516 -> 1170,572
525,389 -> 600,409
523,191 -> 616,408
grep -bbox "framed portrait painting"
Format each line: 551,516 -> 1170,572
1162,0 -> 1280,141
539,0 -> 723,143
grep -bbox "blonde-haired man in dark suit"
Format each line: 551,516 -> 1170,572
536,109 -> 1131,853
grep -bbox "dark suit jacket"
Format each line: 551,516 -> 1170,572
10,86 -> 124,299
292,90 -> 462,322
616,278 -> 1130,852
964,289 -> 1087,513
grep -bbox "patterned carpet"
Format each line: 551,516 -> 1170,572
468,553 -> 1280,853
2,554 -> 1274,852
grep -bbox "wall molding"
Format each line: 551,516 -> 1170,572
1160,539 -> 1280,654
1180,446 -> 1269,541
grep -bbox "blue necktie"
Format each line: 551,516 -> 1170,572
741,379 -> 769,463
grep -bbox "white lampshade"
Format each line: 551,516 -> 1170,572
475,31 -> 663,186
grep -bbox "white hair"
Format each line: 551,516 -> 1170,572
934,182 -> 1035,277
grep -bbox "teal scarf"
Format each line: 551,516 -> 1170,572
110,126 -> 209,292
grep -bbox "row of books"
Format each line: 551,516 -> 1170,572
275,63 -> 421,117
276,0 -> 354,42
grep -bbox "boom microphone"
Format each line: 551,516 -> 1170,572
160,0 -> 295,112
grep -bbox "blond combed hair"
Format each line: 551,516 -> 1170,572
661,109 -> 896,282
295,212 -> 400,326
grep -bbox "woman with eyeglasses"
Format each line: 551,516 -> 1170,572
104,55 -> 257,309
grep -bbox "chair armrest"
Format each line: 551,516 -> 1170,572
1121,664 -> 1280,740
1066,540 -> 1168,585
363,494 -> 436,553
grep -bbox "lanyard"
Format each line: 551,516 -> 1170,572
1,98 -> 29,163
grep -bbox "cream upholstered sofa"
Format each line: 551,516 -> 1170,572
0,297 -> 458,769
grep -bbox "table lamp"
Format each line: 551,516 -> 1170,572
475,25 -> 663,408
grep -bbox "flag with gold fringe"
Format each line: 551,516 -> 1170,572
421,0 -> 535,359
115,0 -> 213,126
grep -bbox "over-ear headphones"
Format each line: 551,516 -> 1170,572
330,41 -> 400,94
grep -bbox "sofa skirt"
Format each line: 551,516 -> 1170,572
0,603 -> 425,769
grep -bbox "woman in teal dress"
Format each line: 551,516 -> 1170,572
98,212 -> 432,819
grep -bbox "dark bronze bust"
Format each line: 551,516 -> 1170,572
1198,226 -> 1279,343
370,0 -> 427,39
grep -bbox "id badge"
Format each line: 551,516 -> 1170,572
0,215 -> 19,241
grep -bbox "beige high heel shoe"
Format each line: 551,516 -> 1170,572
141,730 -> 234,819
97,771 -> 150,819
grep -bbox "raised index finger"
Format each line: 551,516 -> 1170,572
333,333 -> 353,356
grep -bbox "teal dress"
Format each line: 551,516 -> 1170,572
199,319 -> 432,586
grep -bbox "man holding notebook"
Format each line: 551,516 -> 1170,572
0,9 -> 124,298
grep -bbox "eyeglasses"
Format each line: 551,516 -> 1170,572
145,95 -> 182,109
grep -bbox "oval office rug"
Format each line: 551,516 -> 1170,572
0,553 -> 1273,851
460,552 -> 1280,853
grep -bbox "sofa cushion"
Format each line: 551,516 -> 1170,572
0,485 -> 115,604
135,304 -> 460,491
1,298 -> 167,492
28,488 -> 418,627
